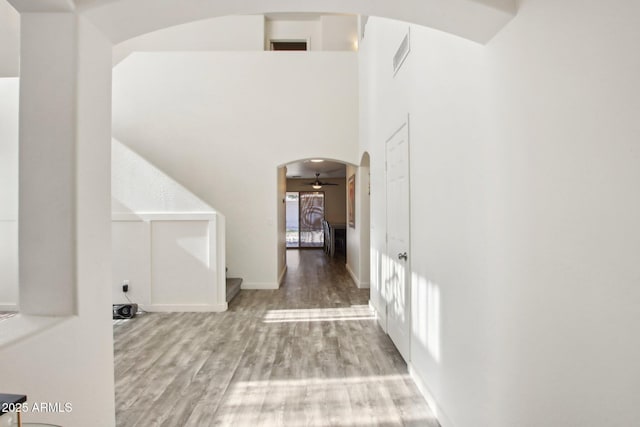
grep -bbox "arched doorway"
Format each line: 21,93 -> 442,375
4,1 -> 516,424
278,158 -> 356,278
80,0 -> 514,45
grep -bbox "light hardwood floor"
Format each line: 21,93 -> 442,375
114,250 -> 439,427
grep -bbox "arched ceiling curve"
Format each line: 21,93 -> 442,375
22,0 -> 516,44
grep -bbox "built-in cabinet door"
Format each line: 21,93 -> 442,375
385,121 -> 411,361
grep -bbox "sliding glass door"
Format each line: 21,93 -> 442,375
286,192 -> 300,248
299,191 -> 325,247
286,191 -> 325,248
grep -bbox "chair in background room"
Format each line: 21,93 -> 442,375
322,219 -> 331,255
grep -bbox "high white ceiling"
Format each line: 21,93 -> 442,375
3,0 -> 516,52
76,0 -> 514,44
286,160 -> 346,179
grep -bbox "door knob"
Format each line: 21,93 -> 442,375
398,252 -> 408,261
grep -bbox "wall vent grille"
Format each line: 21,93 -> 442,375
393,29 -> 411,76
271,40 -> 308,51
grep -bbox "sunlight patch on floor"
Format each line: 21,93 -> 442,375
263,305 -> 375,323
214,374 -> 437,426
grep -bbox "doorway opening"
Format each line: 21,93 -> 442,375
282,159 -> 347,257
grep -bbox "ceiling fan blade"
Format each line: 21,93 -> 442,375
300,173 -> 341,186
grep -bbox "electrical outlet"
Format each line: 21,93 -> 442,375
122,280 -> 129,293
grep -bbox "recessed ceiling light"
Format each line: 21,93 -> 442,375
310,159 -> 324,163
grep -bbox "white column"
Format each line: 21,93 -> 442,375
19,13 -> 77,315
12,10 -> 117,425
18,12 -> 113,317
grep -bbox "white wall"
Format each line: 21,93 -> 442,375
358,154 -> 371,288
0,78 -> 18,309
112,219 -> 150,304
112,139 -> 214,213
277,167 -> 287,283
81,0 -> 516,45
0,16 -> 116,426
112,139 -> 225,310
484,1 -> 640,425
113,15 -> 265,64
346,157 -> 371,288
112,51 -> 358,289
151,218 -> 221,306
265,18 -> 322,50
0,1 -> 19,77
360,2 -> 640,425
344,164 -> 360,285
112,214 -> 226,311
321,15 -> 359,51
265,15 -> 358,52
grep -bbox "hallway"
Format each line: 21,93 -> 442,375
114,250 -> 438,426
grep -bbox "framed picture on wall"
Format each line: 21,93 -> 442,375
348,174 -> 356,228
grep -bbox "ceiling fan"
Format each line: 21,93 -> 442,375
306,173 -> 338,189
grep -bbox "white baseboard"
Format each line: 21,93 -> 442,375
358,281 -> 370,289
369,299 -> 387,333
140,303 -> 227,312
368,299 -> 381,321
345,263 -> 360,287
408,363 -> 455,427
241,282 -> 279,290
0,304 -> 18,311
368,300 -> 377,315
278,266 -> 288,286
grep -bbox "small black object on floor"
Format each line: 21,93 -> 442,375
113,303 -> 138,319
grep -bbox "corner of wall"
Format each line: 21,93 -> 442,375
345,262 -> 360,288
408,364 -> 455,427
278,265 -> 288,286
241,282 -> 281,290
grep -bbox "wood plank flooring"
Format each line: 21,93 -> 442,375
114,250 -> 439,427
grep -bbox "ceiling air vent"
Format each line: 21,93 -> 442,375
393,29 -> 411,76
271,41 -> 308,51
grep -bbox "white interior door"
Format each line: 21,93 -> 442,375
385,122 -> 411,361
